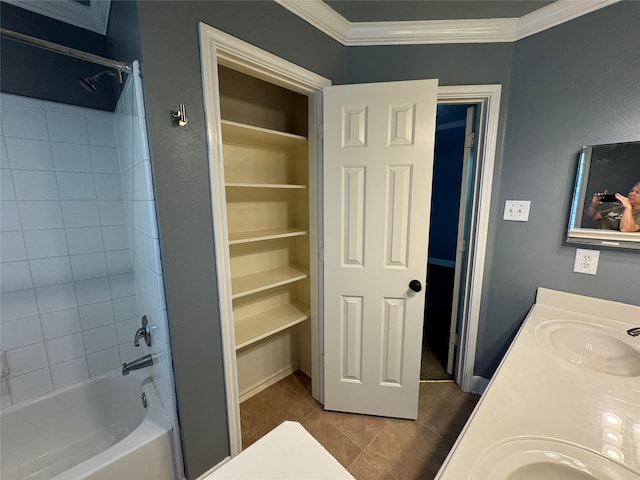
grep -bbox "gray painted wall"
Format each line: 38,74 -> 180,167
134,2 -> 345,478
0,3 -> 116,110
346,3 -> 640,378
476,1 -> 640,376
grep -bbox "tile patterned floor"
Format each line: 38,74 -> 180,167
240,371 -> 480,480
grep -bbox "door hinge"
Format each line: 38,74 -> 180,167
450,333 -> 459,346
456,238 -> 466,254
465,131 -> 475,148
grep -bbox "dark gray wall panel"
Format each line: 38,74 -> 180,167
0,3 -> 115,110
476,1 -> 640,377
134,2 -> 345,478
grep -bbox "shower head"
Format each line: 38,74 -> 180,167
78,69 -> 122,93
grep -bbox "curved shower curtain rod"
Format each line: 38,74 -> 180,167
0,27 -> 132,75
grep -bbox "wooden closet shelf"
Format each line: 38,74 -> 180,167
225,182 -> 307,189
221,120 -> 307,150
231,266 -> 308,299
234,303 -> 309,350
229,228 -> 307,245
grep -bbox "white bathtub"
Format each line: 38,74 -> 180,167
0,370 -> 175,480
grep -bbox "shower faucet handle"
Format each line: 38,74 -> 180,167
133,315 -> 152,347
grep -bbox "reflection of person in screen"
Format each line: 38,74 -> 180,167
586,181 -> 640,232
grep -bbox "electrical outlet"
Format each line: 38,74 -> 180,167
573,248 -> 600,275
503,200 -> 531,222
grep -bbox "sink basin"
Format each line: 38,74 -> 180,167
536,320 -> 640,377
471,437 -> 638,479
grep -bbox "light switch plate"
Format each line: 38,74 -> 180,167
573,248 -> 600,275
503,200 -> 531,221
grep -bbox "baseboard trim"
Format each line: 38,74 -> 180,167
238,365 -> 300,403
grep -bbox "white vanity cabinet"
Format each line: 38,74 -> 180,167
436,288 -> 640,480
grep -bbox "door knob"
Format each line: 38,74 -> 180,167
409,280 -> 422,292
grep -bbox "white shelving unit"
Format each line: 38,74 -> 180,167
218,89 -> 312,398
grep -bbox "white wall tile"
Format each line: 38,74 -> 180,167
95,174 -> 123,200
78,300 -> 114,330
50,143 -> 92,172
46,332 -> 85,364
70,252 -> 107,281
0,316 -> 43,349
61,201 -> 100,228
9,368 -> 52,404
6,343 -> 48,376
102,226 -> 129,251
1,105 -> 48,141
50,356 -> 89,389
1,93 -> 44,109
106,250 -> 132,276
12,170 -> 58,200
57,172 -> 96,200
17,201 -> 64,230
30,256 -> 73,287
1,169 -> 16,200
46,111 -> 88,145
87,347 -> 119,376
117,340 -> 141,364
44,101 -> 85,115
23,229 -> 68,259
1,137 -> 9,168
1,201 -> 21,231
109,273 -> 135,299
0,289 -> 38,322
4,138 -> 53,170
1,379 -> 11,408
98,200 -> 126,226
1,231 -> 27,262
90,146 -> 120,173
35,282 -> 77,314
85,111 -> 116,147
112,295 -> 138,322
0,261 -> 32,293
41,308 -> 81,340
74,277 -> 110,305
83,324 -> 117,354
66,227 -> 104,254
116,317 -> 139,345
133,118 -> 151,161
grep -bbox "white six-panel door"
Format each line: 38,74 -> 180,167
323,79 -> 438,419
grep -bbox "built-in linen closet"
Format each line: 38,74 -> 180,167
217,66 -> 313,400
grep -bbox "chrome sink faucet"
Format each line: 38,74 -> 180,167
627,327 -> 640,337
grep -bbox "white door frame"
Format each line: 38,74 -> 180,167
438,85 -> 501,394
200,22 -> 500,458
199,23 -> 330,458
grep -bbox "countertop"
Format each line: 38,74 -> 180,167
435,287 -> 640,479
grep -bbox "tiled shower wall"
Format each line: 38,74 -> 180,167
0,94 -> 136,406
114,62 -> 176,418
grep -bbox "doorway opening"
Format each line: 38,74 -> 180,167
422,103 -> 475,382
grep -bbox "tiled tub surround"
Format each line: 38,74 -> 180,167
435,288 -> 640,479
0,93 -> 136,406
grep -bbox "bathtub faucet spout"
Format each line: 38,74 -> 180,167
122,354 -> 153,375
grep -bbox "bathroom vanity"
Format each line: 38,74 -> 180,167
436,288 -> 640,479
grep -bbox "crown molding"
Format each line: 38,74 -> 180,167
277,0 -> 620,45
4,0 -> 111,35
514,0 -> 620,40
275,0 -> 349,44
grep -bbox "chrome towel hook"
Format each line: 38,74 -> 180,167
172,104 -> 188,126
